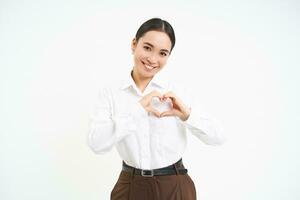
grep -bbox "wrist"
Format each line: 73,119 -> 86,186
180,108 -> 191,121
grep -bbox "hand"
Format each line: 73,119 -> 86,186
160,91 -> 191,121
139,90 -> 164,117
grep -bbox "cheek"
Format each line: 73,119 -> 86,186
159,57 -> 168,65
139,50 -> 150,60
133,52 -> 141,63
134,50 -> 146,61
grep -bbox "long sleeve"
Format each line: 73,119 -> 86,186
180,87 -> 226,145
87,87 -> 147,154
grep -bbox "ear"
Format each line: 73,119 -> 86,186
131,38 -> 137,53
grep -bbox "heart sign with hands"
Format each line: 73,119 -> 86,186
139,90 -> 191,121
160,91 -> 191,121
151,96 -> 173,115
139,90 -> 164,117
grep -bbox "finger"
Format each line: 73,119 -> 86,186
163,92 -> 186,108
148,108 -> 162,118
163,91 -> 176,97
163,92 -> 177,101
161,110 -> 182,118
160,96 -> 171,102
160,110 -> 175,117
154,94 -> 164,100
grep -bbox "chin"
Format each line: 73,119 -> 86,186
143,67 -> 160,77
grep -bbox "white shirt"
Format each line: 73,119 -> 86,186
87,70 -> 226,170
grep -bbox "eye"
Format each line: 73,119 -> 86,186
160,52 -> 168,57
143,46 -> 151,51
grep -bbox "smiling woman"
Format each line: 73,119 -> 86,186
87,18 -> 226,200
132,31 -> 171,77
131,18 -> 174,93
132,31 -> 170,77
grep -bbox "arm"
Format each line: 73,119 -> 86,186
182,88 -> 226,145
87,87 -> 147,154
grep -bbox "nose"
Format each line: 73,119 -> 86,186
146,54 -> 157,65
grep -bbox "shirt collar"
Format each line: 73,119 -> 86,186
120,69 -> 167,90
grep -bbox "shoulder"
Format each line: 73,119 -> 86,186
96,79 -> 124,98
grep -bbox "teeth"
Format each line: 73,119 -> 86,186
145,64 -> 154,69
143,62 -> 155,70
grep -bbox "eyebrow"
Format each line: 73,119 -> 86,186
143,42 -> 170,54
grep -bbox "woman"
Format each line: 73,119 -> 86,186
87,18 -> 226,200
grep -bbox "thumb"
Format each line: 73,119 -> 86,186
148,108 -> 162,118
160,110 -> 175,117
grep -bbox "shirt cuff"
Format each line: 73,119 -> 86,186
180,108 -> 226,145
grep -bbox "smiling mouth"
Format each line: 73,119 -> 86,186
142,61 -> 157,71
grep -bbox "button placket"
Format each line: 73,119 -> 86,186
140,115 -> 151,169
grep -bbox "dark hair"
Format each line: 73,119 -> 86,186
135,18 -> 176,53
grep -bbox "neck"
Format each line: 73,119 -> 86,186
131,69 -> 152,93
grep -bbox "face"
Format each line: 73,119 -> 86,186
131,30 -> 172,79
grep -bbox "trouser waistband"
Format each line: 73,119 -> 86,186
122,158 -> 188,177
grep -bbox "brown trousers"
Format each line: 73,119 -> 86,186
110,166 -> 197,200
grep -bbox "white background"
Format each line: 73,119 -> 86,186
1,0 -> 299,200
